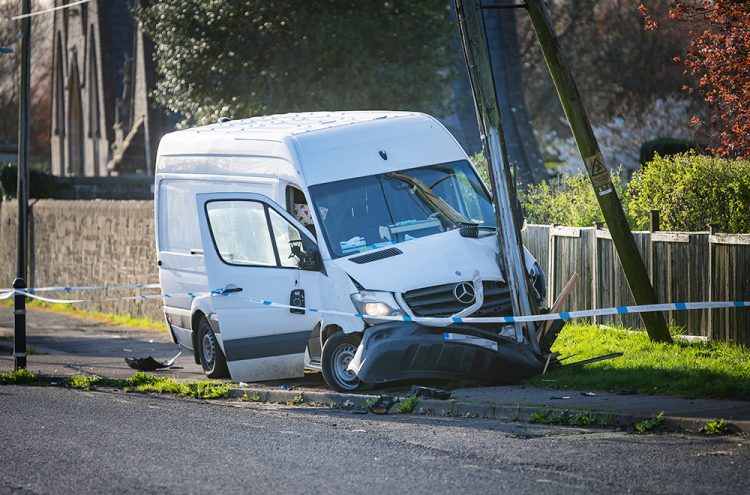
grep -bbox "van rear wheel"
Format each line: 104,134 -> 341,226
197,317 -> 229,379
322,332 -> 363,392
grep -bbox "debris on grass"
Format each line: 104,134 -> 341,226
367,395 -> 399,415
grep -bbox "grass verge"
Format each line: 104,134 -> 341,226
1,298 -> 166,332
0,369 -> 230,399
525,323 -> 750,400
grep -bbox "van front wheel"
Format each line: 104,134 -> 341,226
322,332 -> 363,392
197,317 -> 229,379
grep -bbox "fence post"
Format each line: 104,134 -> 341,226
592,221 -> 603,325
547,223 -> 557,307
649,210 -> 660,232
648,210 -> 660,285
707,223 -> 719,340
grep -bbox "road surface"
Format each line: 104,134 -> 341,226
0,386 -> 747,494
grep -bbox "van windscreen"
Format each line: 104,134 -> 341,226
309,160 -> 495,258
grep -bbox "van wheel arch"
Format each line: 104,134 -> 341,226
321,324 -> 342,349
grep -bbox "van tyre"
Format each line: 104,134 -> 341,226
322,332 -> 364,392
197,317 -> 229,379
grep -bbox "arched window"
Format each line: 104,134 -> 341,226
88,26 -> 100,176
53,33 -> 65,173
67,55 -> 84,176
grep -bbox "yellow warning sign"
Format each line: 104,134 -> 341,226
584,152 -> 611,188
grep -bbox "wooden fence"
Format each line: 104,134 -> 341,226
521,224 -> 750,345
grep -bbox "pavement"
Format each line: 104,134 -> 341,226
2,305 -> 749,434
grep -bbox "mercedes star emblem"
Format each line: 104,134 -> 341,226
453,282 -> 476,304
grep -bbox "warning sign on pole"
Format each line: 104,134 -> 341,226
584,152 -> 611,188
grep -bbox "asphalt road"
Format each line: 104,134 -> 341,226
1,387 -> 747,494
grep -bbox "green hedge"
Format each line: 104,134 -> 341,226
627,153 -> 750,233
521,172 -> 627,227
472,152 -> 750,233
0,163 -> 58,200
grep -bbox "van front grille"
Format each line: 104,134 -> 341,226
403,281 -> 513,318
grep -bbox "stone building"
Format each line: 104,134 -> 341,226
50,0 -> 162,177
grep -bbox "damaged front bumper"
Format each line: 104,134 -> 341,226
347,322 -> 545,385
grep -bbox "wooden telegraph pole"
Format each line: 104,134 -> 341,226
524,0 -> 671,342
454,0 -> 541,352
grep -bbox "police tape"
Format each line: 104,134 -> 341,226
234,296 -> 750,325
2,288 -> 223,305
3,286 -> 748,326
0,282 -> 160,293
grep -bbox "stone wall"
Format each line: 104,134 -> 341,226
1,200 -> 162,321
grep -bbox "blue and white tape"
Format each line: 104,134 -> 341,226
234,295 -> 750,325
0,282 -> 160,293
2,286 -> 748,325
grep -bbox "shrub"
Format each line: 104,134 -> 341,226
627,152 -> 750,233
520,170 -> 627,227
0,163 -> 59,200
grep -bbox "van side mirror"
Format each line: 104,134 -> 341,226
290,240 -> 322,271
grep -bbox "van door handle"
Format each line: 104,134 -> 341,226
222,286 -> 243,294
190,249 -> 204,255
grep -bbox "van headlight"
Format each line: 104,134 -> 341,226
350,291 -> 403,317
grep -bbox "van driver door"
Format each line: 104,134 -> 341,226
196,192 -> 323,382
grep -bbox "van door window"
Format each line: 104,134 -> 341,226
268,208 -> 305,268
205,200 -> 277,266
287,185 -> 317,238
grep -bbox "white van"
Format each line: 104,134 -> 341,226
155,111 -> 547,391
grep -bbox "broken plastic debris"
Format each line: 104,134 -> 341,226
280,385 -> 289,390
581,392 -> 597,397
342,399 -> 354,409
125,351 -> 181,371
238,382 -> 250,388
368,395 -> 399,415
549,396 -> 571,400
410,385 -> 451,400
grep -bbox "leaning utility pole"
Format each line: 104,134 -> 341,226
454,0 -> 540,352
14,0 -> 32,370
524,0 -> 671,343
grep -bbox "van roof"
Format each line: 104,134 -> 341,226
178,111 -> 419,139
155,111 -> 468,185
